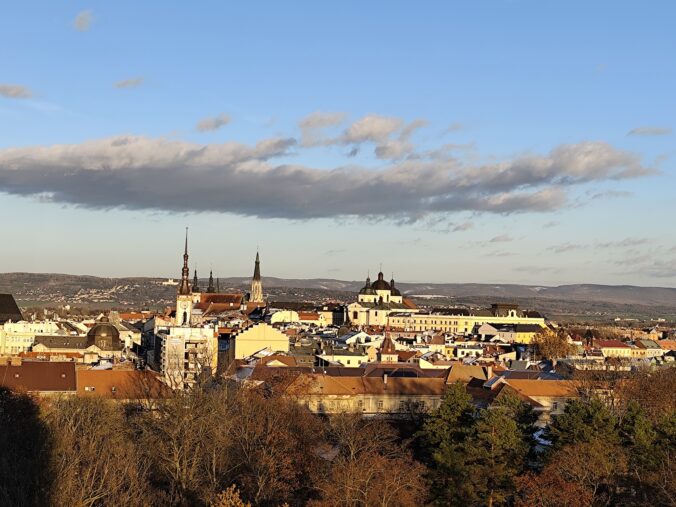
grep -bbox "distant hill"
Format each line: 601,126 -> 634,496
1,272 -> 675,320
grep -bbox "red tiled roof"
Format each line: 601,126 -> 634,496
199,293 -> 243,305
0,361 -> 76,393
658,340 -> 676,351
402,298 -> 418,309
76,369 -> 169,399
504,379 -> 579,397
397,350 -> 418,362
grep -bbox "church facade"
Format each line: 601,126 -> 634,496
347,272 -> 419,327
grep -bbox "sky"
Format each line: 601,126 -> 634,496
0,1 -> 674,286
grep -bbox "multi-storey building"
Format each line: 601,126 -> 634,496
388,304 -> 546,342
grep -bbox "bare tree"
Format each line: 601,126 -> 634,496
310,413 -> 427,507
44,396 -> 150,507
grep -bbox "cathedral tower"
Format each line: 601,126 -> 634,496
206,270 -> 216,293
175,228 -> 194,326
250,251 -> 264,303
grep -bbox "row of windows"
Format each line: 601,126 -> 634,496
309,398 -> 439,412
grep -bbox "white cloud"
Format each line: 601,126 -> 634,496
113,77 -> 144,89
489,234 -> 513,243
74,10 -> 93,32
0,84 -> 32,99
196,113 -> 231,132
343,115 -> 403,144
627,127 -> 671,136
298,111 -> 346,146
451,221 -> 474,232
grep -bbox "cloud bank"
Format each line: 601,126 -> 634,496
0,119 -> 655,221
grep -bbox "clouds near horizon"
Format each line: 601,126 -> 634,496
0,127 -> 655,222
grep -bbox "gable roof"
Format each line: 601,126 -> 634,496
446,363 -> 491,383
76,369 -> 169,399
503,379 -> 578,398
0,360 -> 76,392
658,340 -> 676,351
260,354 -> 298,367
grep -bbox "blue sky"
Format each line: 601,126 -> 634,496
0,1 -> 674,286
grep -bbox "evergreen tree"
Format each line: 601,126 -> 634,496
421,384 -> 532,506
546,398 -> 619,448
461,407 -> 528,506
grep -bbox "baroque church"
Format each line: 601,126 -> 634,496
347,271 -> 418,327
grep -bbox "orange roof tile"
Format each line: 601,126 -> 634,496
76,369 -> 169,399
503,379 -> 578,398
658,340 -> 676,351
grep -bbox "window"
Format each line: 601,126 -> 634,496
377,400 -> 384,411
84,386 -> 95,392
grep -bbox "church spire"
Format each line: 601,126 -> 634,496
250,250 -> 264,303
253,251 -> 261,281
178,228 -> 191,295
192,268 -> 200,293
207,269 -> 216,293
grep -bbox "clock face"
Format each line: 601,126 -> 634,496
180,302 -> 188,309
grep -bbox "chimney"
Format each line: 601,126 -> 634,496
383,373 -> 388,386
486,365 -> 493,379
10,357 -> 22,367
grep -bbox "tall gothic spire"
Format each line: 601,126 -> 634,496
207,269 -> 216,293
253,251 -> 261,281
192,269 -> 200,293
178,228 -> 191,295
250,250 -> 264,303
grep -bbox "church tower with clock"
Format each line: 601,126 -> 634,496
175,228 -> 194,326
